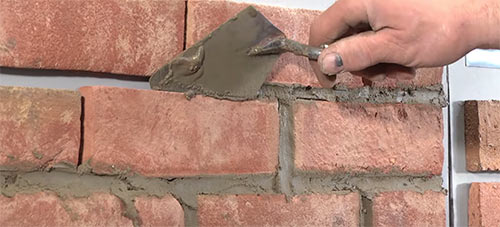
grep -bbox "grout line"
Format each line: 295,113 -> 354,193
263,84 -> 444,106
0,171 -> 444,225
276,100 -> 294,196
360,195 -> 373,227
154,82 -> 446,105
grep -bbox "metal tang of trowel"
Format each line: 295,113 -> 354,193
149,6 -> 324,99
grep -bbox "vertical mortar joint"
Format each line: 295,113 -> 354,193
277,99 -> 295,197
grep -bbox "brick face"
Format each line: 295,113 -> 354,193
186,0 -> 442,88
469,183 -> 500,227
0,0 -> 184,76
294,101 -> 443,175
198,193 -> 360,226
81,86 -> 279,177
0,192 -> 184,226
372,191 -> 446,227
135,195 -> 184,227
0,86 -> 81,171
465,100 -> 500,172
0,192 -> 132,226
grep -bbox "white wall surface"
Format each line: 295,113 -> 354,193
449,57 -> 500,227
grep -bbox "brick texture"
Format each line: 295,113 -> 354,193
0,86 -> 80,171
186,0 -> 442,88
294,101 -> 443,175
0,192 -> 132,226
373,191 -> 446,227
469,183 -> 500,227
465,100 -> 500,172
0,0 -> 184,76
198,193 -> 360,226
135,195 -> 184,227
81,86 -> 278,177
0,192 -> 184,226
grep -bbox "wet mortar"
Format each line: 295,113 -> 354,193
0,80 -> 447,227
150,6 -> 283,100
0,79 -> 447,227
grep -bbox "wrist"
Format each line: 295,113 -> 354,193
467,0 -> 500,49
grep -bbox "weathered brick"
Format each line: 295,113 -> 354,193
294,101 -> 443,175
373,191 -> 446,227
0,86 -> 80,171
135,195 -> 184,227
0,0 -> 184,76
469,183 -> 500,227
465,100 -> 500,172
81,86 -> 278,177
371,67 -> 443,88
187,0 -> 442,88
0,192 -> 132,226
198,193 -> 360,226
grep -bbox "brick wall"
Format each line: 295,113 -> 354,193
0,0 -> 446,226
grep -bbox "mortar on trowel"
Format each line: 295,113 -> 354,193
149,6 -> 326,100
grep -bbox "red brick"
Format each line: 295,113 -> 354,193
469,183 -> 500,227
186,0 -> 442,88
0,0 -> 184,76
81,86 -> 278,177
294,101 -> 443,175
465,100 -> 500,172
0,86 -> 80,171
373,191 -> 446,227
198,193 -> 360,226
0,192 -> 132,226
371,67 -> 443,88
135,195 -> 184,227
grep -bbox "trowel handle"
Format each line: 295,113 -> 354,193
248,37 -> 326,60
281,39 -> 324,60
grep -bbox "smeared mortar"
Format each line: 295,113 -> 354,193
276,100 -> 294,197
150,6 -> 282,100
259,83 -> 447,107
291,174 -> 444,198
0,171 -> 276,227
1,170 -> 444,227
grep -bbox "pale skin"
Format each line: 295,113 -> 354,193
309,0 -> 500,87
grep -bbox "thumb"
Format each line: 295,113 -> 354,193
319,31 -> 397,75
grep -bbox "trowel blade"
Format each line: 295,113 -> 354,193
149,6 -> 284,99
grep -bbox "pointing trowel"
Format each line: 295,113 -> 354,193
149,6 -> 324,99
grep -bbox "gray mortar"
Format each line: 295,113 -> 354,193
0,170 -> 444,227
259,83 -> 447,107
291,174 -> 444,198
0,171 -> 276,227
161,82 -> 447,106
0,75 -> 447,226
276,100 -> 294,197
361,196 -> 374,227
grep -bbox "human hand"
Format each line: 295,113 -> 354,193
309,0 -> 500,87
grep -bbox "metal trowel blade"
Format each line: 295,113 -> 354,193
149,6 -> 284,99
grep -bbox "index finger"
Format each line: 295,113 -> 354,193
309,0 -> 370,46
